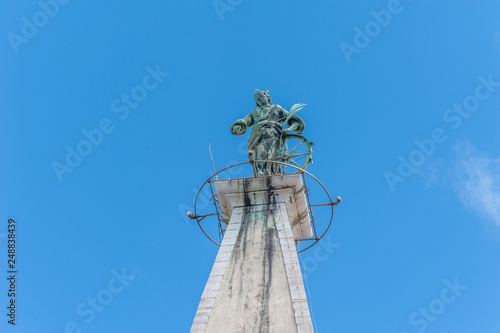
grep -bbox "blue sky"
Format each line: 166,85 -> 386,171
1,0 -> 500,332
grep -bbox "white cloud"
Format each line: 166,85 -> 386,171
419,158 -> 446,189
454,142 -> 500,227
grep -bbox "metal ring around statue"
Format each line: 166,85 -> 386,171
192,160 -> 339,253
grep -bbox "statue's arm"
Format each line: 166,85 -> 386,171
285,121 -> 299,133
243,112 -> 254,127
230,111 -> 254,135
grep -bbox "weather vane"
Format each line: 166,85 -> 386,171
230,88 -> 313,176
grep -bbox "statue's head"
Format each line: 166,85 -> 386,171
254,89 -> 272,107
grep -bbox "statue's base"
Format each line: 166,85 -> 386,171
214,173 -> 313,240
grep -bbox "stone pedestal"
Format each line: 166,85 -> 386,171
191,174 -> 314,333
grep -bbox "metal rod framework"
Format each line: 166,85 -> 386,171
191,160 -> 340,252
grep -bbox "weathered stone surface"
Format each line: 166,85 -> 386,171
205,207 -> 297,332
190,176 -> 314,333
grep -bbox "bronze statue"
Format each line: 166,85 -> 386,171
231,89 -> 312,176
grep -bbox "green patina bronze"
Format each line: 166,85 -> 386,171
231,89 -> 313,176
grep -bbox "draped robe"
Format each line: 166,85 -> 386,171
233,104 -> 304,176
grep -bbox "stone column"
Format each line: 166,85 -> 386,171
191,174 -> 314,333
